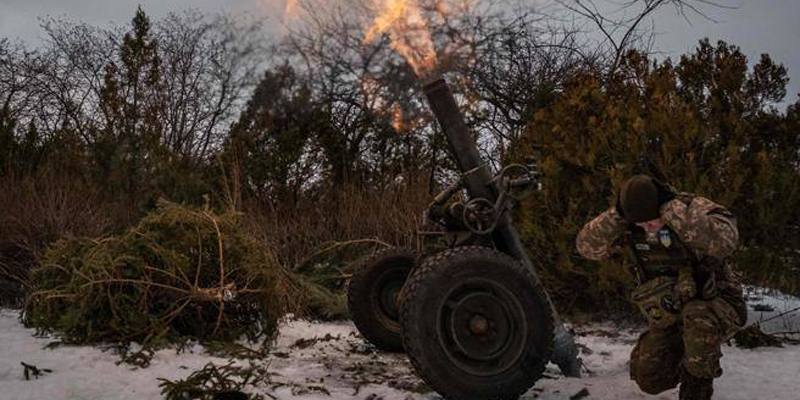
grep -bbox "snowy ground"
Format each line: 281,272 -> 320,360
1,288 -> 799,400
743,286 -> 800,339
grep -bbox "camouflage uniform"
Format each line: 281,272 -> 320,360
576,193 -> 747,398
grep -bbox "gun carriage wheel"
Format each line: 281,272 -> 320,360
399,246 -> 554,400
347,247 -> 416,352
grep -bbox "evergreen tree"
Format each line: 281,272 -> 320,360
95,6 -> 166,214
0,104 -> 16,175
225,64 -> 322,205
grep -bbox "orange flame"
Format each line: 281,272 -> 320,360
364,0 -> 439,78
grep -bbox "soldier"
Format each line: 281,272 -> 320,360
576,175 -> 748,400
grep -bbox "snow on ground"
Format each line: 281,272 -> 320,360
0,312 -> 425,400
744,286 -> 800,340
532,324 -> 800,400
1,288 -> 799,400
0,308 -> 231,400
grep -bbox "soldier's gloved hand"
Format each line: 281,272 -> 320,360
653,179 -> 676,207
675,266 -> 697,305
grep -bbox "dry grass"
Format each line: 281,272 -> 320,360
0,171 -> 118,305
0,163 -> 434,318
242,175 -> 432,272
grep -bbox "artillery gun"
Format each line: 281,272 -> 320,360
347,78 -> 580,399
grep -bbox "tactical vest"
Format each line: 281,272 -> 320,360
624,194 -> 748,326
626,225 -> 694,327
627,225 -> 694,284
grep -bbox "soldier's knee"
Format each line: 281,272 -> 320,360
683,301 -> 719,337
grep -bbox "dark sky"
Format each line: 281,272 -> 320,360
1,0 -> 798,105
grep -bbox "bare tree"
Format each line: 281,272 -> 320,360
156,11 -> 267,161
556,0 -> 732,75
458,7 -> 606,162
282,0 -> 435,187
0,40 -> 36,120
0,10 -> 268,162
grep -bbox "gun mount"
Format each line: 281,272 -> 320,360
422,76 -> 581,372
347,78 -> 580,400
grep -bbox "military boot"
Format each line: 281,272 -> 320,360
679,369 -> 714,400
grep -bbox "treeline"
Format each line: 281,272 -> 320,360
1,2 -> 798,312
0,3 -> 596,305
513,44 -> 800,312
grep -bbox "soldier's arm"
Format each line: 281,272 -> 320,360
576,207 -> 627,261
660,196 -> 739,259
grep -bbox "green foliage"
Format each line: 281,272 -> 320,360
92,7 -> 170,211
511,40 -> 800,313
24,201 -> 286,347
288,276 -> 348,321
0,109 -> 50,176
225,64 -> 323,202
0,104 -> 16,174
158,361 -> 272,400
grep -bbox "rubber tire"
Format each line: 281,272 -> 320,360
347,247 -> 416,352
400,246 -> 554,400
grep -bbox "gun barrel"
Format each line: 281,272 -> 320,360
423,78 -> 496,201
423,78 -> 527,260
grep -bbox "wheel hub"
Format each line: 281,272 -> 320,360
449,292 -> 512,360
468,314 -> 489,336
438,279 -> 528,376
378,279 -> 402,320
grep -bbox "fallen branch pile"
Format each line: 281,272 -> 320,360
23,200 -> 287,347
